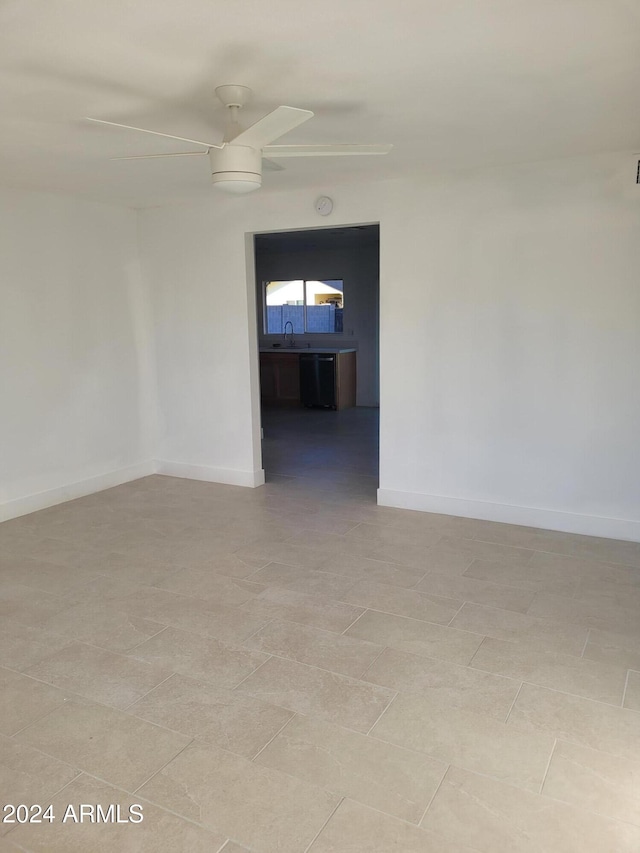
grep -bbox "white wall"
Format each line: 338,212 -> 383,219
379,155 -> 640,539
0,189 -> 156,520
139,151 -> 640,539
255,243 -> 380,406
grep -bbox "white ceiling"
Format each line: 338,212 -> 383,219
1,0 -> 639,208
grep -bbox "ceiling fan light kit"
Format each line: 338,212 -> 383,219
86,85 -> 392,195
209,144 -> 262,193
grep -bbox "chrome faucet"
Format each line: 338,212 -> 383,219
283,320 -> 295,348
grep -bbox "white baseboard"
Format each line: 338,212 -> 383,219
377,488 -> 640,543
0,460 -> 157,523
156,460 -> 265,488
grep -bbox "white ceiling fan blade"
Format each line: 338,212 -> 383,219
230,106 -> 313,148
85,117 -> 223,149
110,152 -> 208,160
262,157 -> 285,172
263,143 -> 393,158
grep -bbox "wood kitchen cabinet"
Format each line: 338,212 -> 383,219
260,350 -> 356,409
259,352 -> 300,405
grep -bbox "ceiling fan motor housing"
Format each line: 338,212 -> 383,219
209,145 -> 262,189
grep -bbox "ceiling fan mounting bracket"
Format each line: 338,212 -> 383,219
215,84 -> 252,109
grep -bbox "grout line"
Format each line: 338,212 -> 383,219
365,690 -> 398,736
466,635 -> 488,669
417,764 -> 450,827
446,602 -> 465,627
121,671 -> 176,711
621,668 -> 631,709
580,629 -> 590,658
231,654 -> 274,691
302,796 -> 344,853
358,645 -> 389,682
503,681 -> 524,724
240,618 -> 275,647
251,711 -> 297,762
45,769 -> 85,801
538,738 -> 557,795
72,764 -> 236,839
131,737 -> 195,794
124,623 -> 171,654
340,608 -> 369,635
511,678 -> 640,712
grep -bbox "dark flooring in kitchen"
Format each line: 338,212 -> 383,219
260,405 -> 379,496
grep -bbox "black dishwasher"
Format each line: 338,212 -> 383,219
299,353 -> 336,408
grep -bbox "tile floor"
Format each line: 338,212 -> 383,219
1,408 -> 640,850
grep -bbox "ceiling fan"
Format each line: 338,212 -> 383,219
86,85 -> 392,194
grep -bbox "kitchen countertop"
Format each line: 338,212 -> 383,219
259,347 -> 356,354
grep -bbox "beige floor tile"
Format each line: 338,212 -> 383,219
243,619 -> 383,679
8,773 -> 228,852
419,548 -> 476,576
363,647 -> 520,719
128,673 -> 293,757
236,656 -> 395,733
508,683 -> 640,761
624,669 -> 640,711
246,561 -> 356,598
543,740 -> 640,827
0,556 -> 104,597
343,522 -> 444,549
62,574 -> 145,606
339,579 -> 462,625
76,551 -> 187,585
284,529 -> 349,556
241,586 -> 364,633
463,557 -> 578,595
527,592 -> 640,637
425,536 -> 534,568
372,692 -> 554,791
137,739 -> 340,853
39,600 -> 166,653
0,582 -> 68,627
317,553 -> 426,589
583,628 -> 640,670
16,700 -> 189,791
153,568 -> 264,607
573,579 -> 640,612
104,585 -> 269,644
470,636 -> 627,704
192,551 -> 270,577
416,571 -> 535,612
308,798 -> 475,853
266,506 -> 361,536
256,713 -> 447,823
129,626 -> 268,688
1,537 -> 104,569
0,667 -> 68,735
110,530 -> 244,567
527,549 -> 640,585
422,765 -> 640,853
234,541 -> 330,570
0,620 -> 72,671
24,641 -> 170,710
340,535 -> 437,570
537,534 -> 640,568
3,464 -> 639,851
345,609 -> 483,665
450,602 -> 588,655
0,734 -> 78,829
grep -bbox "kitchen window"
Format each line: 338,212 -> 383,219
263,280 -> 344,334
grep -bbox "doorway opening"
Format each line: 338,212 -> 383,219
252,224 -> 380,500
